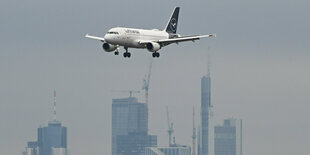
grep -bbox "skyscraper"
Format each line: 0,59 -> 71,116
112,97 -> 156,155
197,127 -> 201,155
200,73 -> 211,155
37,120 -> 67,155
23,121 -> 67,155
214,119 -> 242,155
23,91 -> 68,155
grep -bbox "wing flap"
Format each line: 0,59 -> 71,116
158,34 -> 215,44
138,34 -> 215,45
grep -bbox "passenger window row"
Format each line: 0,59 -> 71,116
107,32 -> 119,34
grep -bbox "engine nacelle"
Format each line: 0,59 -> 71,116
102,43 -> 117,52
146,42 -> 161,52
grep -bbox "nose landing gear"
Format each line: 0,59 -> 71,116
114,47 -> 120,55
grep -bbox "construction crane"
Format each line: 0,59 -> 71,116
112,90 -> 140,97
192,106 -> 196,155
166,106 -> 174,147
142,61 -> 152,105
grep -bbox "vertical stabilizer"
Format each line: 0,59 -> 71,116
164,7 -> 180,34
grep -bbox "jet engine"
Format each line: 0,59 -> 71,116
146,42 -> 161,52
102,43 -> 117,52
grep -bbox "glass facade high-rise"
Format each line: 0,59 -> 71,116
145,146 -> 191,155
37,121 -> 67,155
112,97 -> 155,155
117,132 -> 157,155
214,119 -> 242,155
23,120 -> 67,155
200,75 -> 211,155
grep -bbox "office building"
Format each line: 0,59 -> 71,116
23,120 -> 67,155
23,91 -> 67,155
117,132 -> 157,155
200,72 -> 212,155
38,120 -> 67,155
214,119 -> 242,155
145,145 -> 191,155
112,97 -> 155,155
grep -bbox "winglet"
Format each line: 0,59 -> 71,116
210,34 -> 216,37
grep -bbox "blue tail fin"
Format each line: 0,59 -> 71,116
164,7 -> 180,34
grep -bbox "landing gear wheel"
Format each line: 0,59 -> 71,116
123,47 -> 131,58
156,52 -> 160,57
114,51 -> 119,55
123,52 -> 131,58
152,52 -> 160,58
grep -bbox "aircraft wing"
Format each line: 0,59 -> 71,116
85,34 -> 105,42
139,34 -> 215,46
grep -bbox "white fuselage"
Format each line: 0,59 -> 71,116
104,27 -> 170,48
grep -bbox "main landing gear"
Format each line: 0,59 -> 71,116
152,52 -> 160,58
123,47 -> 131,58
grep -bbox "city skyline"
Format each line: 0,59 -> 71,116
2,0 -> 310,155
20,70 -> 242,155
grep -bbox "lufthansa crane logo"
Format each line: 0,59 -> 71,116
169,18 -> 177,31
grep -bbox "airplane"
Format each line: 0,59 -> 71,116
85,7 -> 215,58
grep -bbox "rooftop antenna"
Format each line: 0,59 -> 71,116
53,90 -> 57,121
207,53 -> 211,77
111,90 -> 140,98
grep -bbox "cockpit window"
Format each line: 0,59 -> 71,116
107,31 -> 119,34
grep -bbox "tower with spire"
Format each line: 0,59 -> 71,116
23,90 -> 68,155
200,55 -> 213,155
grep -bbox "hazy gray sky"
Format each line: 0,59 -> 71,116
1,0 -> 309,155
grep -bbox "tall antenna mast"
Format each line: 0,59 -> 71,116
207,53 -> 211,77
53,90 -> 57,121
192,106 -> 197,155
